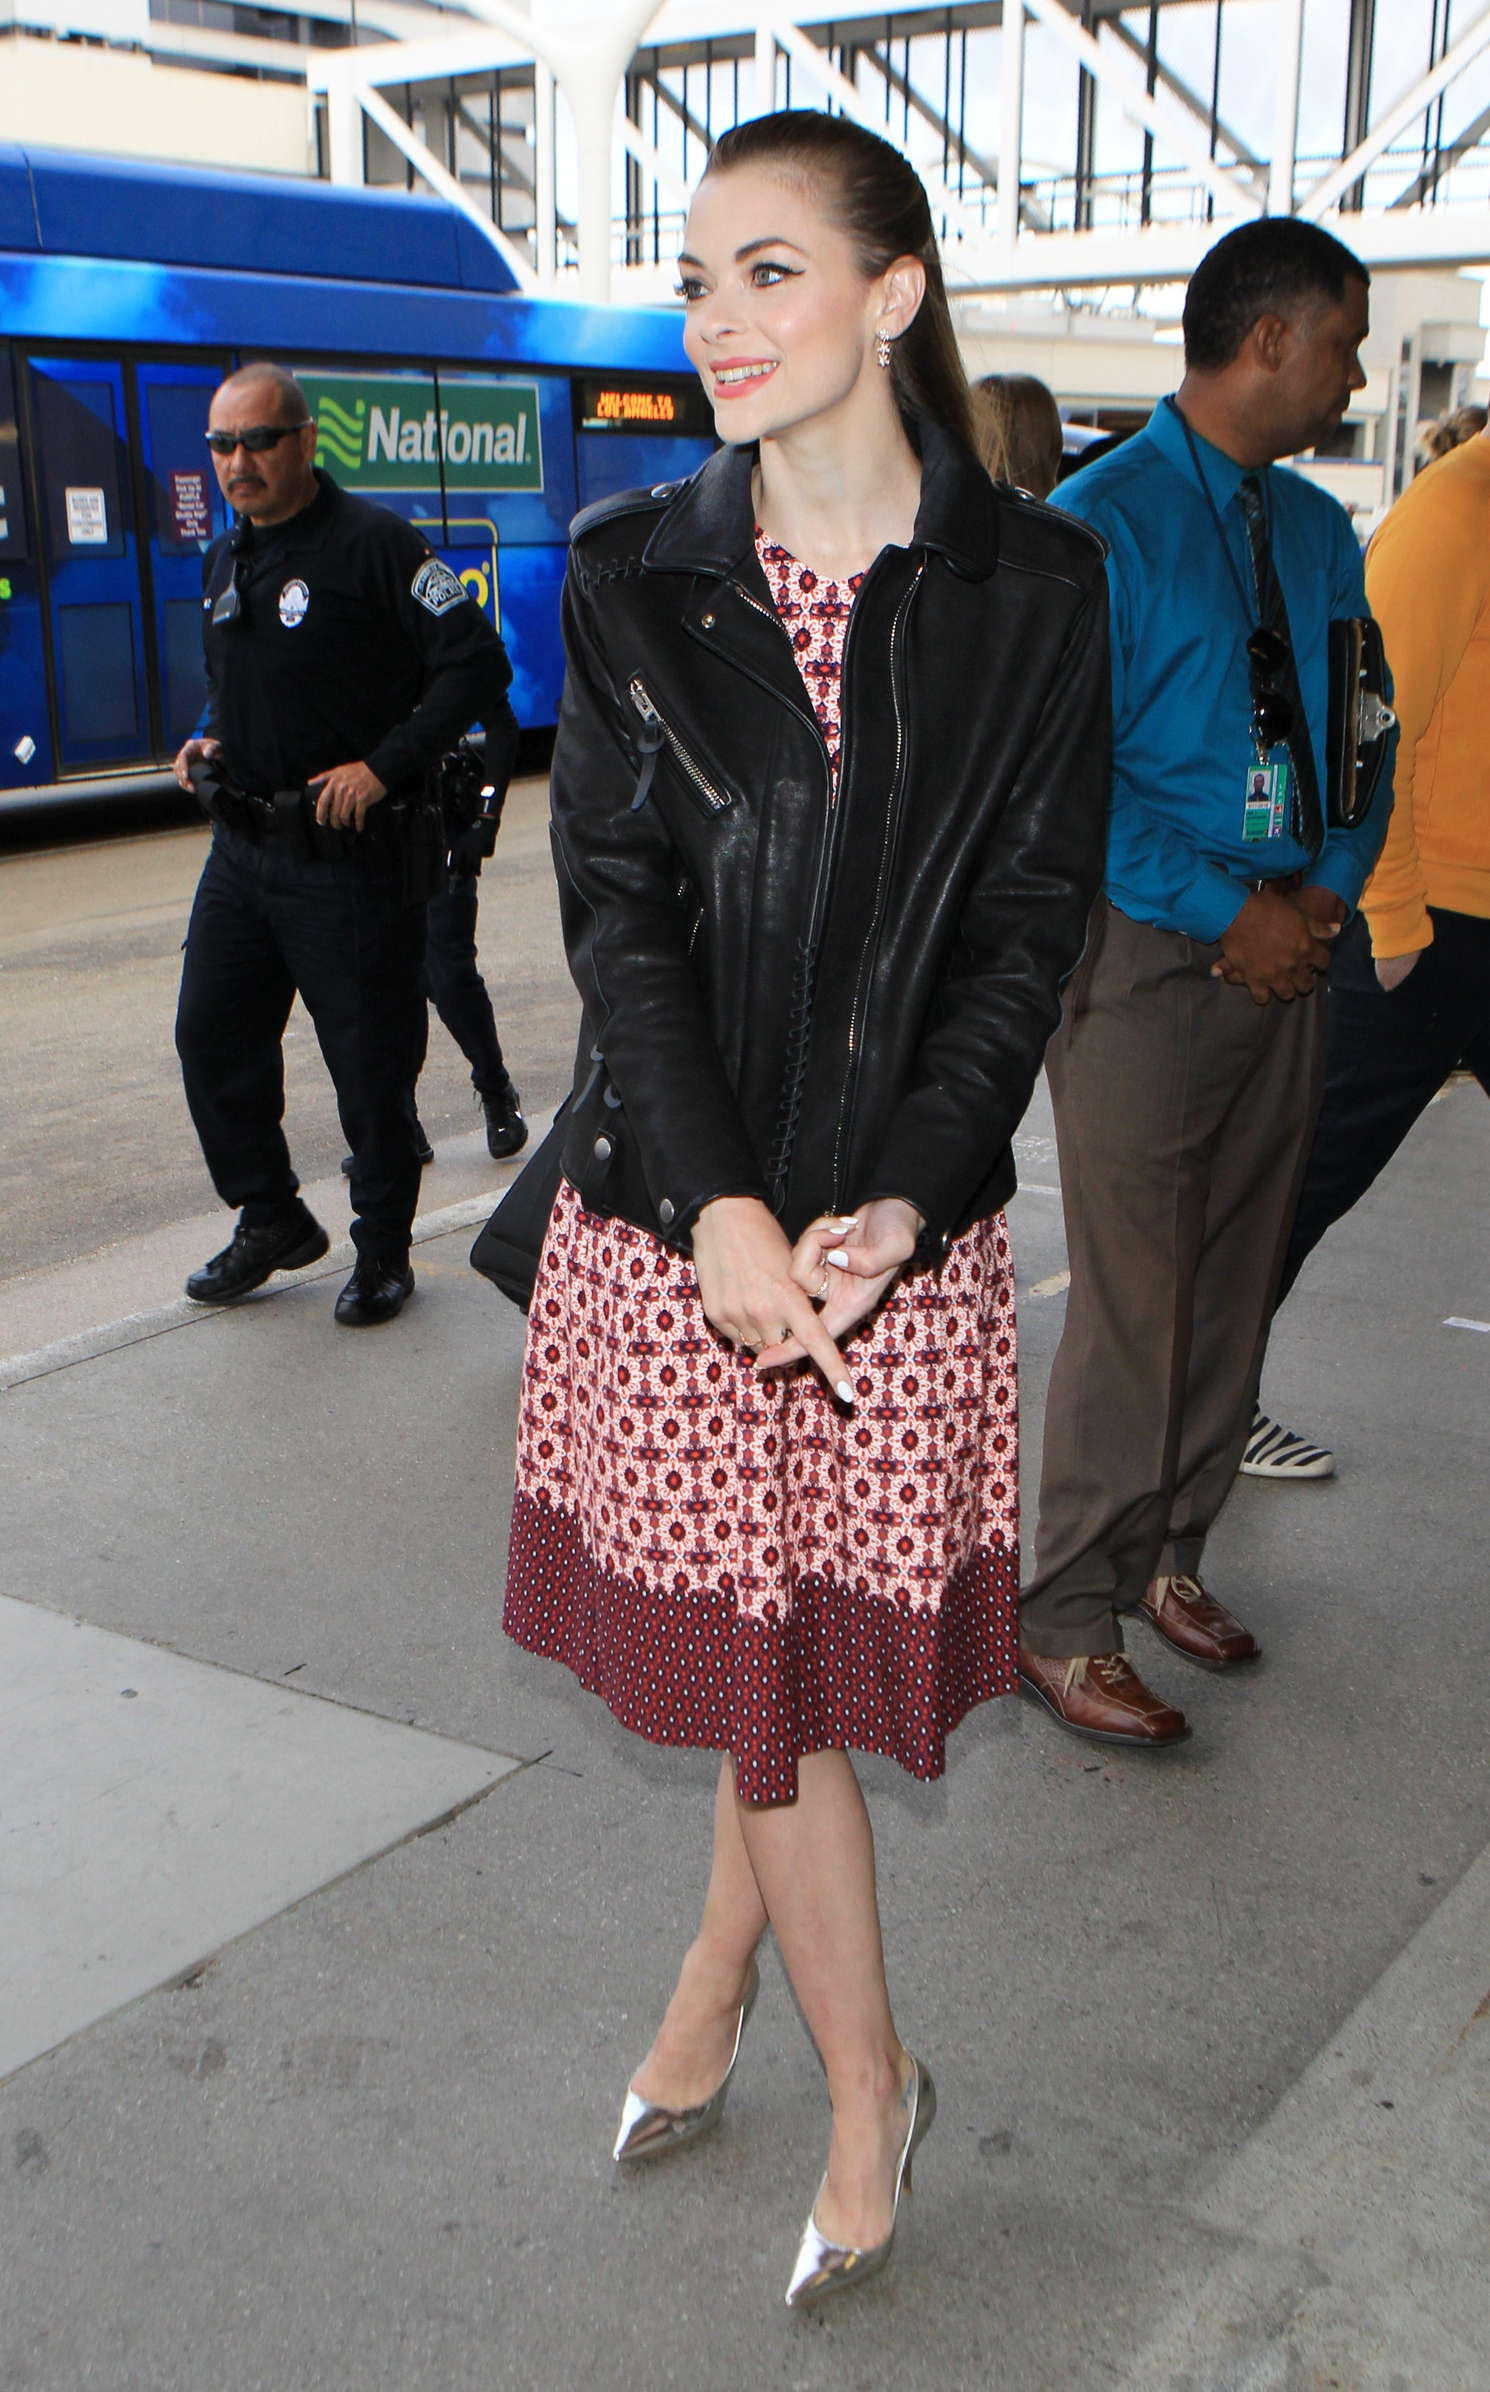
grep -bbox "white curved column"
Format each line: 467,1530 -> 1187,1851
451,0 -> 663,299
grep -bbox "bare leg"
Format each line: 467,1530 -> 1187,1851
737,1750 -> 910,2252
630,1749 -> 913,2250
630,1756 -> 768,2109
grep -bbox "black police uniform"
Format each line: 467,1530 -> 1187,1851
175,469 -> 515,1278
417,808 -> 519,1124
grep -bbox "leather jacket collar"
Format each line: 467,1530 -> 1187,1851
642,412 -> 1002,583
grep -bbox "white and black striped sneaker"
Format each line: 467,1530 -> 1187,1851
1239,1406 -> 1335,1481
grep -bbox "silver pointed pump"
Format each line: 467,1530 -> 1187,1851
612,1959 -> 760,2164
784,2056 -> 936,2309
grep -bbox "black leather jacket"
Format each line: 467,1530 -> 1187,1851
552,418 -> 1110,1260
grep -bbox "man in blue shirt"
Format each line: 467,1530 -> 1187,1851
1019,219 -> 1392,1748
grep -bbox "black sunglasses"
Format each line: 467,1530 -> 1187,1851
204,421 -> 311,456
1246,624 -> 1295,750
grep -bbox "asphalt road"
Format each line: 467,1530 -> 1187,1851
2,794 -> 1488,2388
0,776 -> 573,1282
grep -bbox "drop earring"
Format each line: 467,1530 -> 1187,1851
875,328 -> 893,369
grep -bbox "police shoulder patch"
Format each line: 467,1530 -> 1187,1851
411,556 -> 467,616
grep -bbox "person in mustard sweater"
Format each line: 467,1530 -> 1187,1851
1245,426 -> 1490,1479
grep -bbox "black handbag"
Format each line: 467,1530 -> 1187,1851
469,1109 -> 568,1313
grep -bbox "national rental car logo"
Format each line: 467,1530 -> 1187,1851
300,373 -> 544,495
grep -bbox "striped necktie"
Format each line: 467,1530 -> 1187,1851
1237,473 -> 1324,857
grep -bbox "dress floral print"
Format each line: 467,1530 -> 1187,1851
502,537 -> 1022,1804
757,536 -> 860,787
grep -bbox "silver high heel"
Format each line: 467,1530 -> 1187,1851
784,2055 -> 937,2309
611,1960 -> 760,2164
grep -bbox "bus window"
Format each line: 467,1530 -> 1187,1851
435,366 -> 576,549
32,366 -> 128,562
136,361 -> 232,753
571,370 -> 715,513
432,366 -> 578,726
26,356 -> 151,771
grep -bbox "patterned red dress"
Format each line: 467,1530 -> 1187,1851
502,536 -> 1021,1804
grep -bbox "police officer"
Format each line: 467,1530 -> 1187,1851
174,361 -> 516,1326
339,780 -> 530,1178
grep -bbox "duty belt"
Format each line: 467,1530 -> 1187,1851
189,759 -> 361,861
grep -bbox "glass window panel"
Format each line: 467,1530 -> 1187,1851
143,381 -> 226,556
34,373 -> 127,561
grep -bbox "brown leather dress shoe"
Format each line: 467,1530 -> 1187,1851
1137,1574 -> 1259,1670
1018,1648 -> 1189,1747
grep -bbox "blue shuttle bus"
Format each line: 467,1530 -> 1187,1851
0,147 -> 715,803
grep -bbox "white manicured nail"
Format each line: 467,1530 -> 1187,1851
836,1380 -> 854,1404
826,1249 -> 850,1269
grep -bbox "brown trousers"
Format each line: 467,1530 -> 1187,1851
1021,900 -> 1326,1658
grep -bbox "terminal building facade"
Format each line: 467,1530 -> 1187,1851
2,0 -> 1487,522
2,0 -> 1488,805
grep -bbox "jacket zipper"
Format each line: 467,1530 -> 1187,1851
627,677 -> 733,816
830,562 -> 925,1205
681,560 -> 917,1214
734,565 -> 875,1210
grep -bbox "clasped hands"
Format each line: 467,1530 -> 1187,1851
1212,883 -> 1345,1005
690,1193 -> 924,1407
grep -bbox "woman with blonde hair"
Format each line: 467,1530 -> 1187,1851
503,109 -> 1109,2308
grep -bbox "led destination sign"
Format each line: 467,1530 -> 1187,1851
572,374 -> 714,438
594,388 -> 676,422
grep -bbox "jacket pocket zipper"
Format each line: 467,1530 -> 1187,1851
831,563 -> 924,1202
628,678 -> 733,817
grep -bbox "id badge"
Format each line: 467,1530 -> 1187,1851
1242,753 -> 1290,843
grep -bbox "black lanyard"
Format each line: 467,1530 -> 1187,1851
1177,407 -> 1272,629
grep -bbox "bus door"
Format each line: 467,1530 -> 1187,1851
133,362 -> 231,757
24,355 -> 153,775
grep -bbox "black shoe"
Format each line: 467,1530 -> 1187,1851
185,1205 -> 329,1304
341,1116 -> 434,1176
334,1257 -> 415,1326
480,1077 -> 527,1160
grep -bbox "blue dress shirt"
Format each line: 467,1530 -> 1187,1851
1056,396 -> 1392,943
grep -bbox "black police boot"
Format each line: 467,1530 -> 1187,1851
341,1115 -> 434,1176
334,1256 -> 415,1326
480,1075 -> 527,1160
185,1203 -> 330,1304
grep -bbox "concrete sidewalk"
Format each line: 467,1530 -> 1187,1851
2,1076 -> 1487,2390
